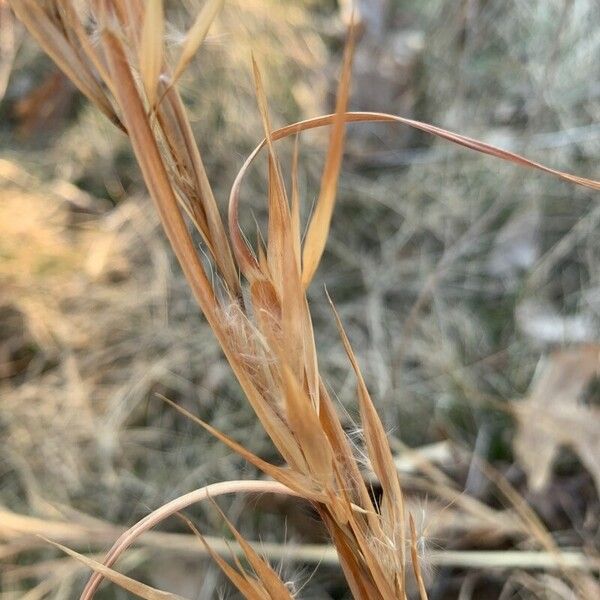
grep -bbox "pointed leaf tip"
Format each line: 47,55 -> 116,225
172,0 -> 225,84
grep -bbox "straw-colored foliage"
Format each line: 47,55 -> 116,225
7,1 -> 600,598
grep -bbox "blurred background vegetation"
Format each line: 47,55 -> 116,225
1,0 -> 599,598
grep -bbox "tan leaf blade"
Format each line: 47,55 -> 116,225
231,112 -> 600,205
281,365 -> 334,487
154,83 -> 240,295
8,0 -> 120,127
189,538 -> 265,599
319,511 -> 383,600
210,503 -> 294,599
266,153 -> 289,290
327,293 -> 403,505
160,396 -> 327,503
55,1 -> 117,99
139,0 -> 164,107
316,383 -> 379,523
254,78 -> 305,379
301,25 -> 355,288
251,56 -> 292,290
177,514 -> 267,600
98,26 -> 222,327
327,291 -> 406,576
42,538 -> 187,600
172,0 -> 225,84
290,136 -> 302,271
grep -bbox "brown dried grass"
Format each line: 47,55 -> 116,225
7,1 -> 600,598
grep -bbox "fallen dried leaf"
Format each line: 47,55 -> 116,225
513,345 -> 600,494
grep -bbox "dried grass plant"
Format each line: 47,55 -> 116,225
8,1 -> 600,598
